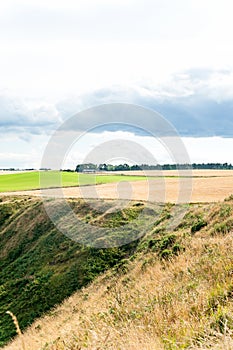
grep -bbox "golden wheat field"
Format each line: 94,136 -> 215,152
1,170 -> 233,203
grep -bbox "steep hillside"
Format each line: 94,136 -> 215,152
2,196 -> 233,349
0,196 -> 153,347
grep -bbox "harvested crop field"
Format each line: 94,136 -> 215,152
1,170 -> 233,203
110,169 -> 233,177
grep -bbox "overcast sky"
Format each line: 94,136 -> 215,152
1,0 -> 233,168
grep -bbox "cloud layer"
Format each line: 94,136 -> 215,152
1,69 -> 233,139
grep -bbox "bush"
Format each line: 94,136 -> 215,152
0,204 -> 13,227
191,219 -> 207,234
211,219 -> 233,235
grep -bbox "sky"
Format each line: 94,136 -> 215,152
1,0 -> 233,168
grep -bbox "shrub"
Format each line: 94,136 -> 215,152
0,204 -> 13,227
211,218 -> 233,235
191,219 -> 207,234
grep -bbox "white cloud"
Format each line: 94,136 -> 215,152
0,0 -> 233,97
63,132 -> 233,169
1,1 -> 233,167
0,94 -> 61,131
183,137 -> 233,164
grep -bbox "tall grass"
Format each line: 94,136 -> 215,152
6,312 -> 25,350
3,199 -> 233,349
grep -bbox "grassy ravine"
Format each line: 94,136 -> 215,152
0,196 -> 149,346
0,171 -> 148,192
1,196 -> 233,349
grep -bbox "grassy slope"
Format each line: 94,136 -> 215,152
0,172 -> 148,192
2,196 -> 233,349
0,195 -> 154,346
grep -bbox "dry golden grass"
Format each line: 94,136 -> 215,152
4,200 -> 233,349
5,312 -> 25,350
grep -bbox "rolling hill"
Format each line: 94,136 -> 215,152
1,195 -> 233,349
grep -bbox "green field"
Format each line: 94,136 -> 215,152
0,171 -> 149,192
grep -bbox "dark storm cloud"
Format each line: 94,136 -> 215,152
56,80 -> 233,137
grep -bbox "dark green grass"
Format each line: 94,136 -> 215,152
0,196 -> 160,346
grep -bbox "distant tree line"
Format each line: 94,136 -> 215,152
0,168 -> 35,171
75,162 -> 233,172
